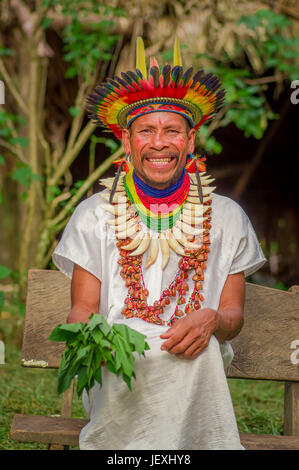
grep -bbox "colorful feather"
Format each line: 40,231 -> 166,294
136,37 -> 147,79
86,37 -> 225,140
173,35 -> 182,67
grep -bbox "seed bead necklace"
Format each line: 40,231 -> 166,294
115,171 -> 212,326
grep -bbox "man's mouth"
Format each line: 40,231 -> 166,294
143,154 -> 178,166
147,157 -> 173,163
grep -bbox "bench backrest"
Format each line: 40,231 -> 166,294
21,269 -> 299,382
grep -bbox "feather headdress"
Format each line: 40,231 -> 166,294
86,37 -> 225,139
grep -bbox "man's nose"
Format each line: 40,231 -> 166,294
149,131 -> 168,150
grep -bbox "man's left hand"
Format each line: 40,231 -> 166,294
160,308 -> 218,359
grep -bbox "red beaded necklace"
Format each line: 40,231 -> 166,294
118,201 -> 212,326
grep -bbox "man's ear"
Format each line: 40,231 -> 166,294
121,129 -> 131,155
188,128 -> 196,154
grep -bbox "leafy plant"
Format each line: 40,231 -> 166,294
237,9 -> 299,81
0,1 -> 125,297
194,9 -> 298,152
49,313 -> 150,396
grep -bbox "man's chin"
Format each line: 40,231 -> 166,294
136,170 -> 182,189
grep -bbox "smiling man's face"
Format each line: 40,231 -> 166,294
122,112 -> 195,189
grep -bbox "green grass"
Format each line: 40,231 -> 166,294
0,343 -> 285,450
0,344 -> 86,450
228,378 -> 284,435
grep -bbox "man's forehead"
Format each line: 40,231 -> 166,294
131,111 -> 189,130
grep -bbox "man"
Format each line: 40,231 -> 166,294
52,37 -> 266,450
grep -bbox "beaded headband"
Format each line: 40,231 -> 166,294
86,37 -> 225,139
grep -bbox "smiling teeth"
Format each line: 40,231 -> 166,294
148,158 -> 171,162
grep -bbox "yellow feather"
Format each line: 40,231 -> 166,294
173,35 -> 182,67
136,37 -> 147,79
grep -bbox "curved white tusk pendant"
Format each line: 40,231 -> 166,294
116,223 -> 140,240
188,186 -> 216,197
145,237 -> 159,269
106,213 -> 130,226
175,221 -> 205,236
180,213 -> 207,225
165,230 -> 185,256
128,232 -> 151,256
190,175 -> 213,184
101,182 -> 125,192
201,178 -> 215,185
121,230 -> 144,251
100,192 -> 127,203
159,233 -> 170,270
115,217 -> 139,233
186,195 -> 212,204
171,225 -> 186,244
99,174 -> 125,185
172,226 -> 201,249
184,203 -> 211,214
102,203 -> 128,216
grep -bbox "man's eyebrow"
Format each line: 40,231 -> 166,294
164,125 -> 184,130
135,124 -> 184,131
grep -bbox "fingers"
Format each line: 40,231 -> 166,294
160,319 -> 182,339
161,323 -> 211,358
160,320 -> 188,351
175,335 -> 210,359
161,328 -> 198,354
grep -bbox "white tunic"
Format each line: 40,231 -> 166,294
52,191 -> 266,450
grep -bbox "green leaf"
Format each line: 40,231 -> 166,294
57,368 -> 73,394
76,366 -> 88,396
0,47 -> 13,56
10,136 -> 28,148
94,365 -> 102,386
113,336 -> 134,377
11,166 -> 42,188
122,373 -> 133,391
87,313 -> 111,336
0,265 -> 12,280
41,17 -> 52,29
90,328 -> 104,344
0,155 -> 5,165
69,106 -> 81,117
48,323 -> 82,342
0,291 -> 4,312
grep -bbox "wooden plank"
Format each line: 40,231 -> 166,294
22,270 -> 299,381
227,283 -> 299,381
21,270 -> 71,369
284,382 -> 299,436
240,432 -> 299,450
9,414 -> 89,447
10,413 -> 299,450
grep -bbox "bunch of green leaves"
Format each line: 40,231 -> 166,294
49,313 -> 150,397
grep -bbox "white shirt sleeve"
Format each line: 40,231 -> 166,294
228,202 -> 267,277
52,194 -> 107,281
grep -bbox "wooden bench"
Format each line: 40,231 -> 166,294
9,269 -> 299,450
